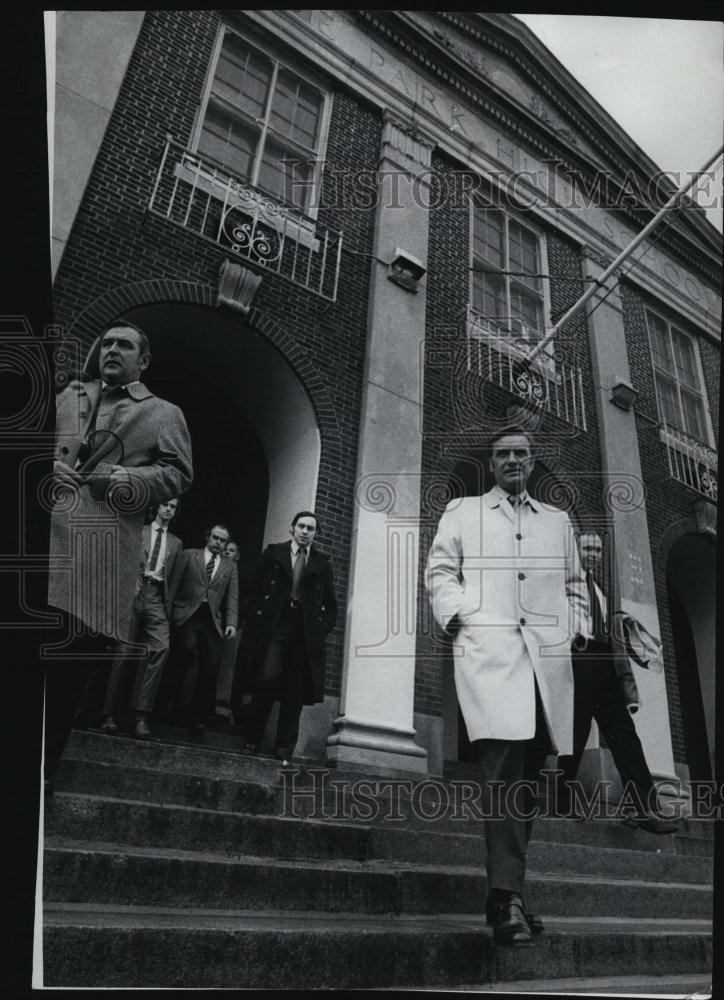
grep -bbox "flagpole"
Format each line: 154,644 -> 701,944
525,146 -> 724,364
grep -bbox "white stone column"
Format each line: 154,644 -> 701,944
326,112 -> 434,774
580,247 -> 682,806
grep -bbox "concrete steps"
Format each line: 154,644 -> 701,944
42,730 -> 713,989
42,905 -> 712,990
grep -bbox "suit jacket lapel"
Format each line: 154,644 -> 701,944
302,546 -> 320,577
143,524 -> 151,559
270,541 -> 293,577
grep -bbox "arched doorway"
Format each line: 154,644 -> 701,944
440,452 -> 585,767
666,534 -> 716,781
123,303 -> 321,560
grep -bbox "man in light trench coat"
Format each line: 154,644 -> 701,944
426,426 -> 588,946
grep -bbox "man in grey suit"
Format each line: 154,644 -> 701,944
171,524 -> 239,733
100,496 -> 183,738
426,426 -> 588,946
46,320 -> 193,788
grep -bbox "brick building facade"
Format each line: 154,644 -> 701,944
51,11 -> 720,799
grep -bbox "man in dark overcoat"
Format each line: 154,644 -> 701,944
45,320 -> 193,787
243,511 -> 337,764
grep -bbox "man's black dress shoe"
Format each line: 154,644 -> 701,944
485,896 -> 543,935
488,895 -> 533,947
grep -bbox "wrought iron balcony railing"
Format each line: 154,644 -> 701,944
466,307 -> 588,431
660,423 -> 717,501
148,138 -> 343,302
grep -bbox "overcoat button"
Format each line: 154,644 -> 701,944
518,572 -> 525,580
515,533 -> 523,540
256,610 -> 262,615
520,617 -> 526,626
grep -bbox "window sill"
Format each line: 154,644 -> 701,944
174,156 -> 320,252
658,424 -> 717,465
466,309 -> 557,377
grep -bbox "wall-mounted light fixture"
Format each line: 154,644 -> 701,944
610,377 -> 638,411
387,247 -> 426,292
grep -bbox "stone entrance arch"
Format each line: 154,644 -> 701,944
121,302 -> 321,549
59,279 -> 334,548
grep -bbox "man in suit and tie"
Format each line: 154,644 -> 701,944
46,320 -> 192,790
213,540 -> 247,725
556,532 -> 678,834
171,524 -> 238,733
242,511 -> 337,765
100,496 -> 183,738
426,426 -> 588,946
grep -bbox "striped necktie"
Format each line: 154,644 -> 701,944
206,554 -> 216,584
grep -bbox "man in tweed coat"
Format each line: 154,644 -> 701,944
45,320 -> 193,786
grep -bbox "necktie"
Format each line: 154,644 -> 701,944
586,571 -> 605,641
148,527 -> 163,573
206,554 -> 216,584
508,494 -> 522,509
291,548 -> 306,600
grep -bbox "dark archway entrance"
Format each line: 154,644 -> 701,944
122,303 -> 321,565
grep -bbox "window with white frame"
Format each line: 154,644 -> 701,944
645,308 -> 712,444
470,204 -> 548,346
196,29 -> 327,213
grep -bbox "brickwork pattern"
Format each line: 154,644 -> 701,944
620,282 -> 719,766
415,152 -> 606,721
52,10 -> 383,698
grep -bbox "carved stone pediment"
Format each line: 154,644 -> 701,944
409,12 -> 603,158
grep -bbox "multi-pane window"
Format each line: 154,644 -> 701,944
197,31 -> 326,212
646,309 -> 711,444
471,205 -> 546,344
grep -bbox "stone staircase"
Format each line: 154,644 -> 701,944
42,730 -> 713,990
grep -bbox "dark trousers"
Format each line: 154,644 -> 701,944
474,685 -> 551,896
176,605 -> 223,723
245,605 -> 307,759
558,649 -> 654,811
43,614 -> 114,779
103,579 -> 170,718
